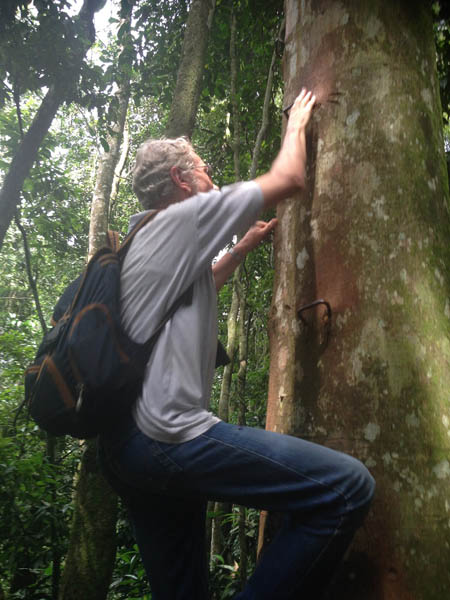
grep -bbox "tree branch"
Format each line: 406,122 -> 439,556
0,0 -> 105,251
14,211 -> 48,334
250,17 -> 285,180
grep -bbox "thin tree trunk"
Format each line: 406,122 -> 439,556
165,0 -> 216,138
58,442 -> 118,600
60,6 -> 133,599
211,10 -> 243,562
218,288 -> 240,422
236,294 -> 249,590
210,274 -> 242,563
14,213 -> 47,334
210,286 -> 239,561
230,9 -> 241,181
0,0 -> 104,251
249,18 -> 285,180
109,121 -> 130,219
12,93 -> 64,594
47,435 -> 62,600
243,13 -> 286,562
265,1 -> 450,598
88,79 -> 131,258
15,211 -> 62,597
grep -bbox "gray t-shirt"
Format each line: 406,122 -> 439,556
120,181 -> 263,443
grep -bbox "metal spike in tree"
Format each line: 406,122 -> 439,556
165,0 -> 216,139
0,0 -> 106,252
264,1 -> 450,598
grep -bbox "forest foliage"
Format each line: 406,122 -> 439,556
0,0 -> 283,598
0,1 -> 449,599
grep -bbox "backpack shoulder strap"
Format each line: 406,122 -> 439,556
116,208 -> 193,355
139,283 -> 194,356
118,210 -> 160,262
107,230 -> 121,252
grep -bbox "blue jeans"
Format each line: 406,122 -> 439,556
98,417 -> 374,600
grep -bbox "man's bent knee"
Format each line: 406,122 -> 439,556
344,456 -> 375,523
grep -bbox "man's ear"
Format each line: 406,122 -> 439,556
170,165 -> 192,195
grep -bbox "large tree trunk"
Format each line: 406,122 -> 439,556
265,1 -> 450,598
165,0 -> 215,139
0,0 -> 105,251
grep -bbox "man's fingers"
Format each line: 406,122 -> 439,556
306,94 -> 316,110
259,219 -> 278,239
297,88 -> 307,101
262,218 -> 277,234
294,90 -> 307,108
292,89 -> 315,109
254,218 -> 278,233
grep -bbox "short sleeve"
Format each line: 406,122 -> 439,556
194,181 -> 263,267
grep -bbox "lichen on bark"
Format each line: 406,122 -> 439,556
267,1 -> 450,597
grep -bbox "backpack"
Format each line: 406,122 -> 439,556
23,211 -> 194,439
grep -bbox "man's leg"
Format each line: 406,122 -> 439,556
98,426 -> 210,600
156,422 -> 375,600
100,420 -> 374,599
126,493 -> 209,600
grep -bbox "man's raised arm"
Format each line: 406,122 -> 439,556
255,88 -> 315,209
212,89 -> 315,291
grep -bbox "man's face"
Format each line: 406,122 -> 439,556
189,153 -> 216,194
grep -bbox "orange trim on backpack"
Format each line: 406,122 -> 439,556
43,355 -> 76,409
98,254 -> 120,267
69,303 -> 131,364
25,365 -> 40,376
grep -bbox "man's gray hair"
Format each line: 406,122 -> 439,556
132,137 -> 197,209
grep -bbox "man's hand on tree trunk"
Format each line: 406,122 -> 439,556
255,88 -> 316,209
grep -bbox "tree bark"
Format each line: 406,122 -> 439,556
219,286 -> 240,423
265,1 -> 450,598
109,121 -> 130,220
165,0 -> 216,139
0,0 -> 105,251
88,79 -> 131,258
249,18 -> 285,180
58,442 -> 118,600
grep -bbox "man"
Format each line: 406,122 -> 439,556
99,89 -> 375,599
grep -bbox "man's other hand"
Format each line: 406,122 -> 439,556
237,219 -> 278,254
